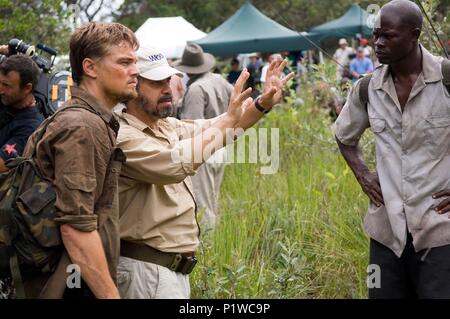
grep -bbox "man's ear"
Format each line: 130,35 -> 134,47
411,28 -> 421,42
82,58 -> 98,80
22,83 -> 33,95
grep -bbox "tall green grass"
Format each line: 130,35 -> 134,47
191,94 -> 376,299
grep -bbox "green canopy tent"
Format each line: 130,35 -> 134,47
193,2 -> 321,56
309,4 -> 373,39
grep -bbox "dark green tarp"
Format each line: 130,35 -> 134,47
310,4 -> 373,39
193,2 -> 321,56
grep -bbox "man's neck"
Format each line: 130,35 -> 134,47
79,81 -> 116,110
187,72 -> 206,87
9,94 -> 34,110
390,45 -> 422,79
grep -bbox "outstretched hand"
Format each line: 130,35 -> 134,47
259,57 -> 295,110
227,68 -> 253,123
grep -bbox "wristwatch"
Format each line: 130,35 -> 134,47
254,96 -> 271,114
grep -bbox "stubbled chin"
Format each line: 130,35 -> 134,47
121,90 -> 138,101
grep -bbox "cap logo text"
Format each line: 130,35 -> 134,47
147,54 -> 164,62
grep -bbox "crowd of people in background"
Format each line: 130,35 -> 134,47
218,35 -> 377,120
333,36 -> 376,82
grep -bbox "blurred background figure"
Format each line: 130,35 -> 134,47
360,37 -> 374,59
227,58 -> 241,85
333,38 -> 355,80
246,52 -> 262,95
168,58 -> 186,116
349,47 -> 374,82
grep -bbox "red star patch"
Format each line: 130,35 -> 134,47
3,144 -> 17,155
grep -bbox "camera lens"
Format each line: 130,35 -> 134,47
8,39 -> 35,57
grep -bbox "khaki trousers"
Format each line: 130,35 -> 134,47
117,256 -> 190,299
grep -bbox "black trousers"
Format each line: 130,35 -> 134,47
369,233 -> 450,299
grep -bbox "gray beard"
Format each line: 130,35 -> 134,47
153,107 -> 172,118
138,95 -> 172,119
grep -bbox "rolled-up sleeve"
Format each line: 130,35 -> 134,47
51,125 -> 108,232
333,79 -> 370,146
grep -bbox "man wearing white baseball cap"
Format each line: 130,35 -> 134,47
114,46 -> 293,299
333,38 -> 355,79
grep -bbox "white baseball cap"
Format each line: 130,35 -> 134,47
136,47 -> 183,81
339,38 -> 348,45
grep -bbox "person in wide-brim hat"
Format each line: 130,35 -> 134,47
173,43 -> 216,74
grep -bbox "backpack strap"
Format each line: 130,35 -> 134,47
29,105 -> 101,158
9,248 -> 26,298
358,73 -> 373,107
442,59 -> 450,95
38,250 -> 71,299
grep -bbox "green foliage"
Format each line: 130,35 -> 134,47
190,86 -> 376,298
115,0 -> 383,33
0,0 -> 72,53
418,0 -> 449,56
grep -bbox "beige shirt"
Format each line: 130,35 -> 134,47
333,46 -> 450,257
115,107 -> 217,253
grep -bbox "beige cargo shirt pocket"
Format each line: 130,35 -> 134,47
369,118 -> 392,158
424,116 -> 450,160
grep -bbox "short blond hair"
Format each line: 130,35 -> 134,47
69,22 -> 139,84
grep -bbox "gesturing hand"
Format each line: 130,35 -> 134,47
259,56 -> 295,110
227,68 -> 253,123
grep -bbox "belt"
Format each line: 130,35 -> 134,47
120,240 -> 197,275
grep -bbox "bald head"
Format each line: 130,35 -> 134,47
381,0 -> 423,30
373,0 -> 424,64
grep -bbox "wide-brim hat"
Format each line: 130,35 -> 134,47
173,43 -> 216,75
